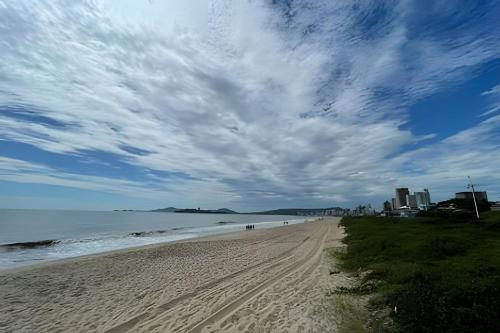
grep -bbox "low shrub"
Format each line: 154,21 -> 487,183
337,212 -> 500,332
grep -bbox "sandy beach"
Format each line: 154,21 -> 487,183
0,218 -> 344,332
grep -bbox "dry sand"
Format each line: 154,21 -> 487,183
0,218 -> 346,332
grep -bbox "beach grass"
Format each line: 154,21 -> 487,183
335,211 -> 500,332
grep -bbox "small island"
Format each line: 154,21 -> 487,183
169,208 -> 238,214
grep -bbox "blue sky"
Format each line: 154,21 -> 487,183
0,0 -> 499,211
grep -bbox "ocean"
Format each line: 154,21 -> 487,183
0,209 -> 305,270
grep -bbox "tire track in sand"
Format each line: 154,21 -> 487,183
187,223 -> 330,333
103,230 -> 312,333
218,223 -> 333,332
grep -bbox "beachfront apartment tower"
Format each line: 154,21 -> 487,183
425,189 -> 431,204
406,194 -> 418,209
395,188 -> 410,208
415,189 -> 432,210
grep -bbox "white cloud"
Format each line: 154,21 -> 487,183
480,84 -> 500,117
481,84 -> 500,96
0,156 -> 241,208
0,0 -> 499,209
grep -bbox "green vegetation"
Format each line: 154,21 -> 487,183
336,212 -> 500,333
329,292 -> 371,333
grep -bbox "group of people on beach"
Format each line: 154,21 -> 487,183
245,221 -> 288,230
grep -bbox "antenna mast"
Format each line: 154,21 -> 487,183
468,176 -> 480,220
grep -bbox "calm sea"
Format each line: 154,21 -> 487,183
0,209 -> 305,270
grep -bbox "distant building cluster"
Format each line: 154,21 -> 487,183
350,204 -> 376,216
381,185 -> 498,218
320,184 -> 497,220
295,210 -> 332,216
384,188 -> 433,217
322,205 -> 375,217
322,207 -> 350,217
393,188 -> 432,210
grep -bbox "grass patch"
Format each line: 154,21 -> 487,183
337,211 -> 500,333
330,293 -> 372,333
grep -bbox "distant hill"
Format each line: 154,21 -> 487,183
173,208 -> 239,214
216,208 -> 239,214
150,207 -> 178,212
149,207 -> 239,214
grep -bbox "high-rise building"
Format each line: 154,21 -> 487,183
395,188 -> 409,208
424,189 -> 431,205
406,194 -> 418,209
415,189 -> 431,210
383,200 -> 392,212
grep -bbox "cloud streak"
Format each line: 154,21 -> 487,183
0,0 -> 499,209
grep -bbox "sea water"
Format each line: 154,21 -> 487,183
0,209 -> 306,270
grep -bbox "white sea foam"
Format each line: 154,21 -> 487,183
0,210 -> 307,269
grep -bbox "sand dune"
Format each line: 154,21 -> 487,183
0,218 -> 344,332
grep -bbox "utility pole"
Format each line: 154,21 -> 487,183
468,176 -> 480,220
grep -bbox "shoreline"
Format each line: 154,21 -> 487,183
0,217 -> 344,332
0,218 -> 315,275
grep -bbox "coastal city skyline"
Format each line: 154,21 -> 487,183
0,1 -> 499,211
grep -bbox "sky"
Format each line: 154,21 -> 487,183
0,0 -> 500,211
